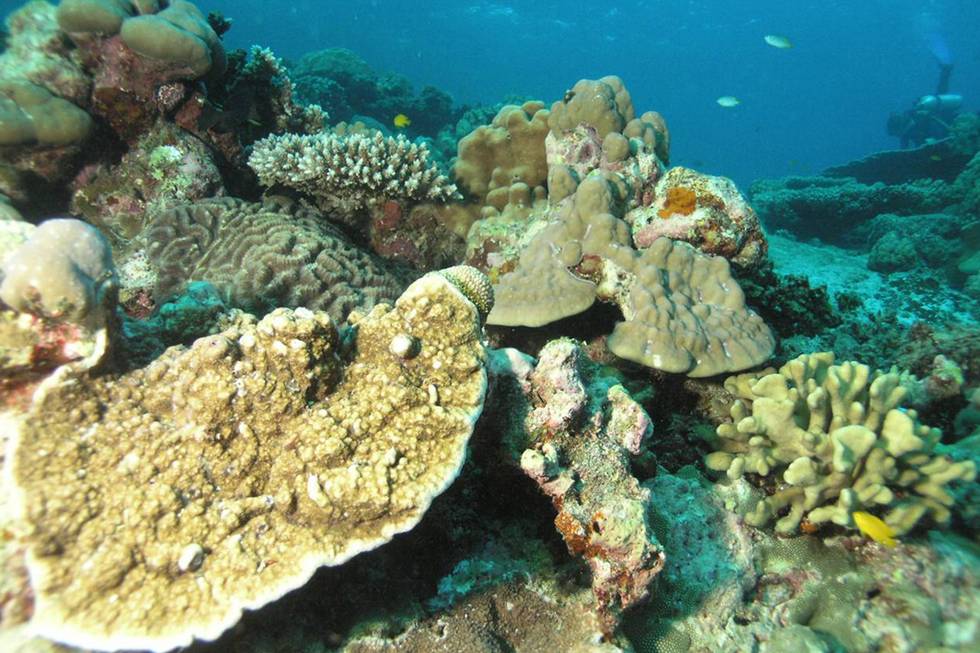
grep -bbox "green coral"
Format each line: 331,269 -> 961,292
706,352 -> 977,535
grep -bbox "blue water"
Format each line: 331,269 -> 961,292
194,0 -> 980,187
2,0 -> 978,184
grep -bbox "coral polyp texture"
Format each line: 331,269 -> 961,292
487,175 -> 774,377
143,196 -> 403,320
8,269 -> 490,651
706,352 -> 977,535
248,130 -> 458,221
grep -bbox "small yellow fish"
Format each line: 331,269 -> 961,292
764,34 -> 794,49
716,96 -> 741,108
853,511 -> 898,547
393,113 -> 411,129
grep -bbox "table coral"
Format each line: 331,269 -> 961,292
143,196 -> 403,321
8,268 -> 491,651
706,352 -> 977,535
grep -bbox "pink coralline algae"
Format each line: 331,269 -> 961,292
515,339 -> 664,637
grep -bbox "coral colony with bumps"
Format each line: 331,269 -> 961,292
0,2 -> 978,653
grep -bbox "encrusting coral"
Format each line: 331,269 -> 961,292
248,129 -> 458,224
706,352 -> 977,535
143,196 -> 404,320
515,339 -> 664,636
8,267 -> 491,651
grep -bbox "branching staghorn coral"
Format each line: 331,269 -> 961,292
706,352 -> 977,536
248,130 -> 458,222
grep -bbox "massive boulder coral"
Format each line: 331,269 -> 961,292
516,339 -> 664,636
706,352 -> 977,535
0,218 -> 116,328
628,166 -> 767,267
8,268 -> 491,651
248,130 -> 458,225
142,196 -> 403,320
453,100 -> 551,215
487,176 -> 774,377
54,0 -> 226,140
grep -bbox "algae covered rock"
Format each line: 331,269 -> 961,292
706,352 -> 977,535
8,268 -> 491,651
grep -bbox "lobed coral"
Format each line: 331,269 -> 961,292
248,130 -> 458,224
143,196 -> 404,321
8,268 -> 491,651
706,352 -> 977,535
487,175 -> 774,377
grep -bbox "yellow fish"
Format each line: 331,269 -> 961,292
764,34 -> 794,49
393,113 -> 411,129
853,511 -> 898,547
716,96 -> 741,108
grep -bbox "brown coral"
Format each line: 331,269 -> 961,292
8,270 -> 490,651
143,196 -> 403,321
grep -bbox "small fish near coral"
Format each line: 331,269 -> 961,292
716,96 -> 741,108
853,511 -> 898,548
393,113 -> 412,129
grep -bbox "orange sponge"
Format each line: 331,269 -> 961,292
658,186 -> 697,218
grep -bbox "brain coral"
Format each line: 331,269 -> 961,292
706,352 -> 977,535
143,196 -> 404,321
9,269 -> 490,651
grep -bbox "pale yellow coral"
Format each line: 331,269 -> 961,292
8,270 -> 489,651
706,352 -> 977,535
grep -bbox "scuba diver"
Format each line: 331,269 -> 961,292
887,45 -> 963,148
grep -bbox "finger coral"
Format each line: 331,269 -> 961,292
248,130 -> 458,223
143,196 -> 403,321
8,268 -> 491,651
706,352 -> 977,535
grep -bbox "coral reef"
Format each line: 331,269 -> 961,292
706,352 -> 977,535
628,166 -> 767,267
290,47 -> 458,138
487,176 -> 774,377
70,121 -> 225,244
249,130 -> 458,226
143,196 -> 404,321
8,268 -> 490,651
750,175 -> 952,244
515,339 -> 664,635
